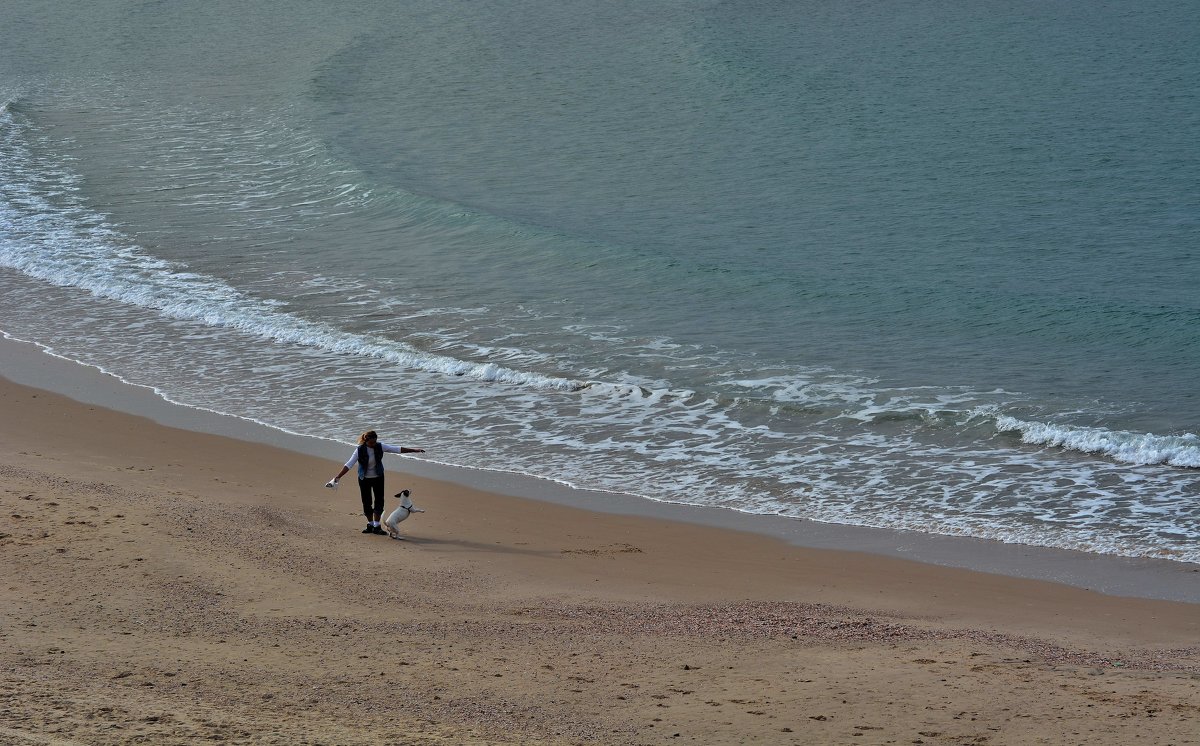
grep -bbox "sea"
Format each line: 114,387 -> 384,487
2,0 -> 1198,565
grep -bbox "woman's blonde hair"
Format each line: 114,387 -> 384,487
357,430 -> 379,446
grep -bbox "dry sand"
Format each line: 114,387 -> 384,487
1,375 -> 1198,745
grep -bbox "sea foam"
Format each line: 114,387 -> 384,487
0,126 -> 586,394
995,415 -> 1200,468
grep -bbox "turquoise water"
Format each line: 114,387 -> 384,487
1,0 -> 1198,561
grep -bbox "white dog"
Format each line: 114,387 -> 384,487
383,489 -> 424,540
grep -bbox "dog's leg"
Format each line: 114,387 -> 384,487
384,506 -> 407,539
388,520 -> 406,540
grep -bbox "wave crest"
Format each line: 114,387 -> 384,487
995,415 -> 1200,468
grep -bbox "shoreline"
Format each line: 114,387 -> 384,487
2,331 -> 1197,604
3,333 -> 1199,744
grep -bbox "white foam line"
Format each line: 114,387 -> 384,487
0,205 -> 586,394
0,328 -> 651,503
995,415 -> 1200,468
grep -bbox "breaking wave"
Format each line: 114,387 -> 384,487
995,415 -> 1200,468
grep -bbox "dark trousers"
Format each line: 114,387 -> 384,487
358,476 -> 385,519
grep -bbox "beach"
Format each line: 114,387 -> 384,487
2,360 -> 1198,746
4,3 -> 1199,743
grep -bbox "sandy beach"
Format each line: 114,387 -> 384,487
2,368 -> 1198,746
3,3 -> 1199,744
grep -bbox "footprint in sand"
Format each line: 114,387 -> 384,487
561,543 -> 644,556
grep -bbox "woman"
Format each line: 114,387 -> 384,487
327,430 -> 425,535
